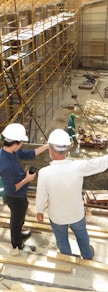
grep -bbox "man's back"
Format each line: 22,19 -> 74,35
36,159 -> 84,224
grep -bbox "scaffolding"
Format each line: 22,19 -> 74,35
0,0 -> 81,143
0,0 -> 108,143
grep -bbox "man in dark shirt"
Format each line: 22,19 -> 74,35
0,123 -> 48,251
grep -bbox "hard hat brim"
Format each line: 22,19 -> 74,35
23,135 -> 28,142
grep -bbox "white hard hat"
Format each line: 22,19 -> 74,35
48,129 -> 71,149
2,123 -> 28,142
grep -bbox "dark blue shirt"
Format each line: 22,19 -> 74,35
0,148 -> 35,198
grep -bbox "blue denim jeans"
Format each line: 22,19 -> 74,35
50,217 -> 93,259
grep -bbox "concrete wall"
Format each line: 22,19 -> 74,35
80,1 -> 108,68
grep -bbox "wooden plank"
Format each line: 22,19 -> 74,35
0,288 -> 95,292
0,291 -> 94,292
86,230 -> 108,239
34,289 -> 95,292
86,224 -> 108,233
2,211 -> 108,232
0,254 -> 72,273
47,251 -> 108,273
0,217 -> 52,232
87,207 -> 108,216
0,216 -> 108,238
0,286 -> 94,292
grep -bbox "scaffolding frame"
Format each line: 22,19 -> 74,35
0,0 -> 81,142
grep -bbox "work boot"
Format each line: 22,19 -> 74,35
12,242 -> 36,252
21,230 -> 31,239
86,245 -> 94,260
20,244 -> 36,252
83,245 -> 94,260
89,245 -> 94,259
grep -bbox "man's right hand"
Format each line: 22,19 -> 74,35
37,213 -> 43,222
26,170 -> 36,182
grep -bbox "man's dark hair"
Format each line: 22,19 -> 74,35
3,140 -> 21,147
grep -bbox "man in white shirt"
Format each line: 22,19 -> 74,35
36,129 -> 108,259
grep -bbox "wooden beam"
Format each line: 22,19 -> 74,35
36,289 -> 95,292
0,287 -> 95,292
0,216 -> 108,238
87,230 -> 108,239
0,254 -> 72,273
47,251 -> 108,273
0,291 -> 95,292
1,210 -> 108,232
1,211 -> 108,232
86,224 -> 108,233
86,207 -> 108,217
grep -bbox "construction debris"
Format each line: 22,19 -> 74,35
79,132 -> 107,149
88,115 -> 106,124
83,190 -> 108,209
79,82 -> 93,90
61,104 -> 74,109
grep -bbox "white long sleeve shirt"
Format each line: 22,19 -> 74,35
36,155 -> 108,224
